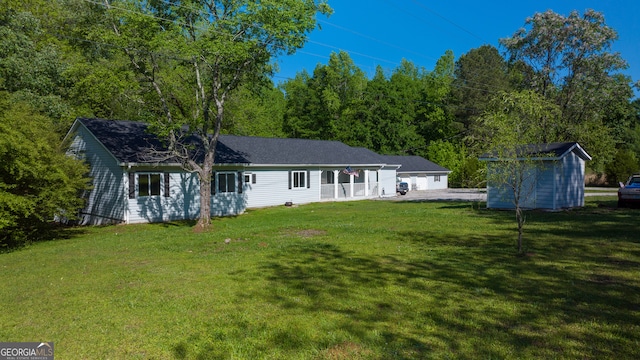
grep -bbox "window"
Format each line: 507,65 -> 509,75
291,170 -> 306,189
434,175 -> 441,182
139,173 -> 161,196
217,172 -> 236,193
244,173 -> 256,184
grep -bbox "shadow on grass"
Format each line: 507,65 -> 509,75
171,200 -> 640,359
253,216 -> 640,358
1,222 -> 90,253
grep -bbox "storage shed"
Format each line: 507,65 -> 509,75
480,142 -> 591,210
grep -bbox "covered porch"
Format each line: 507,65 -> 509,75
320,168 -> 380,200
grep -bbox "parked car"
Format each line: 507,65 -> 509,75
618,174 -> 640,207
396,182 -> 409,195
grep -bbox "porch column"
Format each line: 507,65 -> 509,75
364,169 -> 370,196
350,172 -> 354,197
333,170 -> 339,199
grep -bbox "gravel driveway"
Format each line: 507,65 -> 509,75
385,188 -> 487,202
383,188 -> 617,202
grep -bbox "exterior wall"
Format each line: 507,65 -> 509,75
68,127 -> 126,225
486,163 -> 538,209
240,168 -> 320,208
532,162 -> 556,209
398,173 -> 449,191
426,174 -> 448,190
557,152 -> 585,208
379,166 -> 398,197
211,170 -> 248,217
416,175 -> 428,190
126,170 -> 201,224
487,153 -> 586,210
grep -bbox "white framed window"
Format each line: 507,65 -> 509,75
138,173 -> 161,197
217,172 -> 236,193
434,175 -> 441,182
244,173 -> 256,184
290,170 -> 308,189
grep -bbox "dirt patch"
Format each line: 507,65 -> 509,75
296,229 -> 327,238
318,341 -> 371,360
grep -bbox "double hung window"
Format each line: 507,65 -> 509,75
217,172 -> 236,193
291,170 -> 306,188
139,173 -> 161,196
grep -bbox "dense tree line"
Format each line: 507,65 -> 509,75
1,1 -> 639,245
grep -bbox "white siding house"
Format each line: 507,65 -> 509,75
65,118 -> 400,225
379,155 -> 451,191
480,142 -> 591,210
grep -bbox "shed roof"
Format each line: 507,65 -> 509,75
479,142 -> 592,161
378,155 -> 450,173
73,118 -> 388,166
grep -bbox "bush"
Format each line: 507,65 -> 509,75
605,148 -> 639,185
0,98 -> 90,248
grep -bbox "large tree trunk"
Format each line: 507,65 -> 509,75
195,150 -> 215,230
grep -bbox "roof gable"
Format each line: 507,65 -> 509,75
379,155 -> 450,173
480,142 -> 592,161
74,118 -> 388,166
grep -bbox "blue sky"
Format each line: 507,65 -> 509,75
273,0 -> 640,98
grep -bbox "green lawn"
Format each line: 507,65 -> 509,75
2,197 -> 639,359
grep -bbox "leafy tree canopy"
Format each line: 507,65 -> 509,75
0,95 -> 90,248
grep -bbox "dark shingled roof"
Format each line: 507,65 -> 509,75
77,118 -> 388,166
378,155 -> 450,173
479,142 -> 591,161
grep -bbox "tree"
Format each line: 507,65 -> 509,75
223,81 -> 286,137
95,0 -> 331,230
605,149 -> 638,186
0,8 -> 74,130
417,49 -> 455,143
282,51 -> 369,146
0,97 -> 90,248
449,45 -> 512,147
500,9 -> 632,171
481,90 -> 562,254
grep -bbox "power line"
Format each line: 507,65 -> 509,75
75,0 -> 508,96
317,19 -> 439,63
409,0 -> 488,43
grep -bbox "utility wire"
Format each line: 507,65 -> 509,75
77,0 -> 509,96
409,0 -> 488,43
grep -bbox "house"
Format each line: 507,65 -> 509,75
379,155 -> 451,190
65,117 -> 404,225
479,142 -> 592,210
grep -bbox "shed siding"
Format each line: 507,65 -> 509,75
486,163 -> 538,209
562,152 -> 585,208
68,127 -> 125,225
486,150 -> 587,210
534,163 -> 556,209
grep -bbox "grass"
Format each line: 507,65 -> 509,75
1,197 -> 640,359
